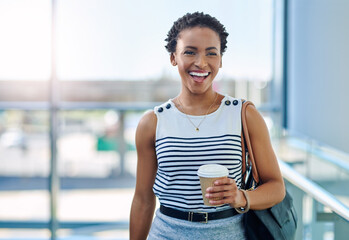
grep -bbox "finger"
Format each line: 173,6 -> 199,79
213,178 -> 235,186
206,180 -> 234,192
205,186 -> 240,198
205,190 -> 232,199
209,197 -> 232,206
206,185 -> 231,193
209,196 -> 239,206
206,183 -> 237,193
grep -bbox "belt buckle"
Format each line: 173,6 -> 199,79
198,212 -> 208,223
188,212 -> 208,223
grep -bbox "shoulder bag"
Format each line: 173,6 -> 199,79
240,100 -> 298,240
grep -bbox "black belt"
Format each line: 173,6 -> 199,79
160,205 -> 239,223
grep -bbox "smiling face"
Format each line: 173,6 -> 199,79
171,27 -> 222,95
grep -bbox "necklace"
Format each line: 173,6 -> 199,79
177,93 -> 218,132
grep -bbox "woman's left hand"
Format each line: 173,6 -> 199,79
205,178 -> 247,208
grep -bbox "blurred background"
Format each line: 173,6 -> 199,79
0,0 -> 348,239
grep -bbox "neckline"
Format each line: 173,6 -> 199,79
169,94 -> 227,118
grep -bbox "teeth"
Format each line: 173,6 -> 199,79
189,72 -> 209,77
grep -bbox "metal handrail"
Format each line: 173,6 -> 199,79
312,148 -> 349,173
287,138 -> 349,173
279,160 -> 349,221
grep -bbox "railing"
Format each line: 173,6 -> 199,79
278,135 -> 349,239
279,160 -> 349,240
287,137 -> 349,173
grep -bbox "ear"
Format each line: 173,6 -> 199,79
220,57 -> 222,68
170,53 -> 177,66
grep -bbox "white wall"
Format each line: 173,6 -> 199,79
288,0 -> 349,153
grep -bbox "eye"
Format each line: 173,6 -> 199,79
184,51 -> 195,55
207,52 -> 218,56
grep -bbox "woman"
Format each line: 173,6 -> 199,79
130,12 -> 285,240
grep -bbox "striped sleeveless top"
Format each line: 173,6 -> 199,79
153,95 -> 243,212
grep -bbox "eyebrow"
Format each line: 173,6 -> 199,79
185,46 -> 218,51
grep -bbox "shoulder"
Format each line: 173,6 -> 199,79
243,101 -> 269,136
139,109 -> 157,124
136,110 -> 157,145
138,99 -> 173,129
245,101 -> 261,121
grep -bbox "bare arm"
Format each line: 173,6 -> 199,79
243,104 -> 285,209
206,105 -> 285,210
129,111 -> 158,240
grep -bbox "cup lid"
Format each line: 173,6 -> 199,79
197,164 -> 229,178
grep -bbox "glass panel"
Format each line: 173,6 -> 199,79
0,0 -> 276,238
285,180 -> 349,240
274,134 -> 349,209
0,110 -> 50,236
57,110 -> 142,237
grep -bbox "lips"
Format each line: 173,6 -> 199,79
188,71 -> 210,83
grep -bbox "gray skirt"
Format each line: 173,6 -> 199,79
148,209 -> 246,240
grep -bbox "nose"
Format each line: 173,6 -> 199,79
195,54 -> 208,68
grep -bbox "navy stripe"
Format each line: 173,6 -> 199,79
156,138 -> 241,148
159,194 -> 203,202
157,173 -> 199,177
158,158 -> 242,166
159,197 -> 204,206
156,134 -> 241,143
154,183 -> 201,192
156,138 -> 241,147
156,176 -> 201,183
157,167 -> 240,173
155,177 -> 200,187
157,148 -> 242,156
159,162 -> 241,169
156,143 -> 242,152
157,153 -> 242,161
153,186 -> 203,197
231,168 -> 243,176
159,198 -> 203,207
156,173 -> 199,182
160,158 -> 242,163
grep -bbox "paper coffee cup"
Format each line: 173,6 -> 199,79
197,164 -> 229,206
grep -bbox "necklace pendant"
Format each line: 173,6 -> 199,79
195,128 -> 199,131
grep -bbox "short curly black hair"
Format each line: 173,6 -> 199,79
165,12 -> 229,55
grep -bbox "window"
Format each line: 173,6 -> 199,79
0,0 -> 276,238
